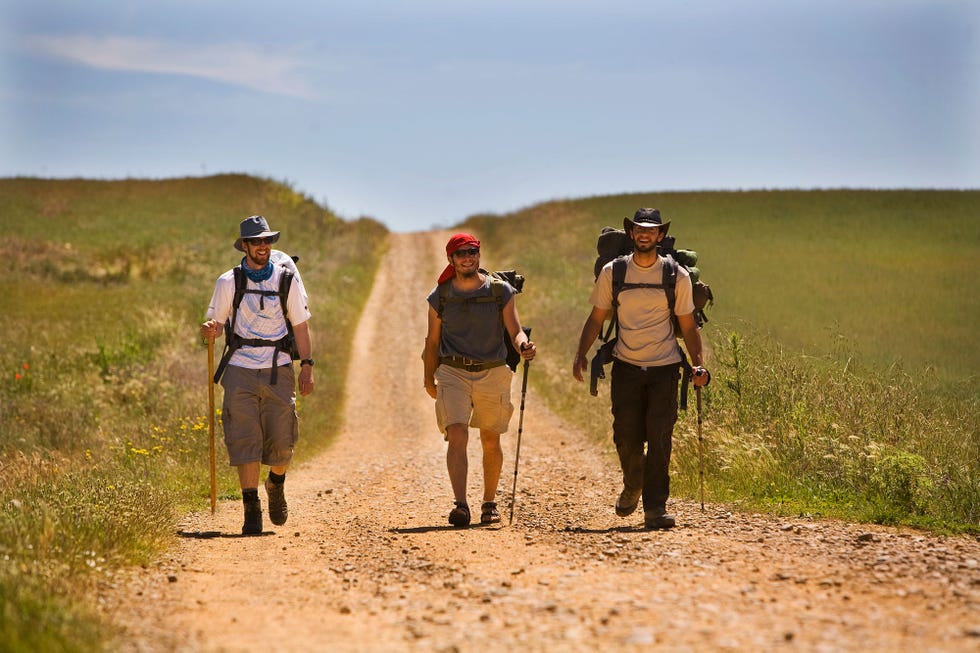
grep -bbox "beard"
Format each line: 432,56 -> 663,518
633,240 -> 658,254
246,249 -> 270,267
457,267 -> 479,280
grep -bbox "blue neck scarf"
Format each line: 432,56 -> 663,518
241,259 -> 274,283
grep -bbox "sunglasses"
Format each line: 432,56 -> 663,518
454,248 -> 480,257
244,236 -> 276,245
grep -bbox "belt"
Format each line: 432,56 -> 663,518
613,358 -> 680,373
439,356 -> 507,372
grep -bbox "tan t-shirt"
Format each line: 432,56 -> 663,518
590,254 -> 695,367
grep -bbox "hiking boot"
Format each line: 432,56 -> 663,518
448,501 -> 471,528
480,501 -> 500,525
615,486 -> 642,517
264,477 -> 288,526
644,511 -> 676,530
242,499 -> 263,535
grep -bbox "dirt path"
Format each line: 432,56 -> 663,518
106,231 -> 980,652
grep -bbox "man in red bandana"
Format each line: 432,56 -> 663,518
423,233 -> 537,527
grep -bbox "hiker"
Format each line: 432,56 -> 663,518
200,215 -> 315,535
423,233 -> 537,528
572,208 -> 710,529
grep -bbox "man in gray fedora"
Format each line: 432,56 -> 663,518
200,215 -> 315,535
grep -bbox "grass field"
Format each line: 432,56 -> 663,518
1,175 -> 387,651
1,179 -> 977,650
463,189 -> 979,532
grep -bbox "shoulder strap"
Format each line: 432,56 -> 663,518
662,255 -> 678,314
230,267 -> 247,332
436,282 -> 449,319
610,257 -> 628,309
278,269 -> 294,320
488,276 -> 505,310
603,257 -> 629,343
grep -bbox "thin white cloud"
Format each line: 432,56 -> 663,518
23,34 -> 314,99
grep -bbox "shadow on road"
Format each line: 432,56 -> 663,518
177,530 -> 276,539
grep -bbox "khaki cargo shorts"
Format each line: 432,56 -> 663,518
435,364 -> 515,437
220,364 -> 298,466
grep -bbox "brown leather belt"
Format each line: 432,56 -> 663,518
439,356 -> 507,372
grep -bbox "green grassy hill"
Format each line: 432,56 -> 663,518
0,174 -> 387,651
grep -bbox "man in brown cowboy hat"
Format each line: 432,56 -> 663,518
572,208 -> 709,529
422,233 -> 537,528
200,215 -> 315,535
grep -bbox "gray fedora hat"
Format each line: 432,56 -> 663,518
234,215 -> 281,251
623,208 -> 670,235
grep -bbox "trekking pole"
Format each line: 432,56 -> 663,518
696,385 -> 705,511
207,337 -> 217,515
509,328 -> 531,525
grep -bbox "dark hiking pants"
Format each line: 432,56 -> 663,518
610,359 -> 681,514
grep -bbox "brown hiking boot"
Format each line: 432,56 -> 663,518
264,477 -> 288,526
242,499 -> 263,535
615,486 -> 641,517
644,511 -> 676,530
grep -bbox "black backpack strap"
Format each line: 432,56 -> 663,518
602,257 -> 628,343
213,268 -> 247,384
660,256 -> 694,410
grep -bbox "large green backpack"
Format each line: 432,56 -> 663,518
436,269 -> 526,372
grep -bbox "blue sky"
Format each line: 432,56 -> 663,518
2,1 -> 977,232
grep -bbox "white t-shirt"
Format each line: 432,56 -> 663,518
206,264 -> 310,369
590,254 -> 695,367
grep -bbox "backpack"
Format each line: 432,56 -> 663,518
589,229 -> 713,407
593,228 -> 713,335
436,269 -> 526,372
213,258 -> 300,385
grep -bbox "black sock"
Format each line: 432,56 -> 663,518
268,471 -> 286,485
242,488 -> 259,503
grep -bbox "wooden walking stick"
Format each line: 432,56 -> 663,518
207,337 -> 217,515
696,385 -> 705,511
509,328 -> 531,525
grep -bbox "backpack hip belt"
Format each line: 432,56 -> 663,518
214,334 -> 293,385
439,356 -> 507,372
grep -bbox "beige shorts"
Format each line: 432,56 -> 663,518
435,364 -> 515,437
220,364 -> 298,466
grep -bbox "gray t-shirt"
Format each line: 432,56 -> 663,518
590,254 -> 694,367
427,276 -> 516,362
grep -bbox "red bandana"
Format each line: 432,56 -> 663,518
437,233 -> 481,284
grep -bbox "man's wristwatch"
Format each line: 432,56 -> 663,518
300,359 -> 315,367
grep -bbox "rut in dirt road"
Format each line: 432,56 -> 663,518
108,231 -> 980,653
